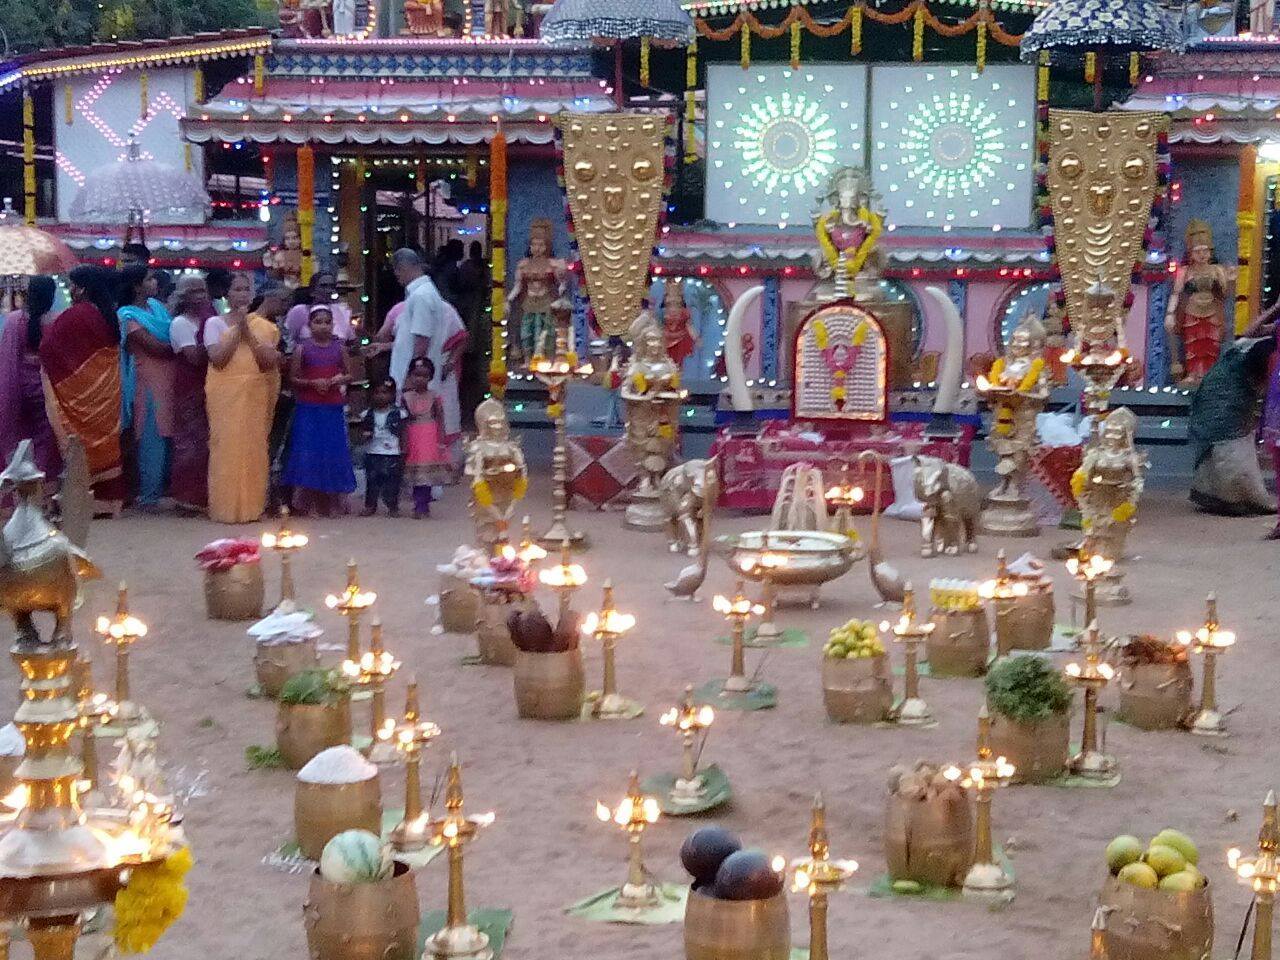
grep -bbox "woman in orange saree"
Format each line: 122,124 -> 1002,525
204,274 -> 282,524
38,265 -> 124,515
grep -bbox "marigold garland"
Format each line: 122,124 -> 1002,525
1070,468 -> 1086,498
1128,51 -> 1139,85
1112,501 -> 1136,523
741,23 -> 751,68
1018,357 -> 1045,393
851,4 -> 862,53
912,4 -> 925,60
1084,51 -> 1097,84
790,19 -> 802,68
473,479 -> 495,508
114,847 -> 193,955
546,402 -> 564,419
641,36 -> 651,87
976,16 -> 987,72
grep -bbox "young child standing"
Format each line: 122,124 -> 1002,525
360,378 -> 404,516
402,357 -> 451,518
281,306 -> 356,516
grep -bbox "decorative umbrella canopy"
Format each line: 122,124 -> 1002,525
0,200 -> 78,277
1020,0 -> 1184,61
69,139 -> 210,225
540,0 -> 695,45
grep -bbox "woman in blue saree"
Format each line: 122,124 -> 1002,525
117,266 -> 175,506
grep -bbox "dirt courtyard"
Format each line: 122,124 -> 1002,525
25,483 -> 1280,960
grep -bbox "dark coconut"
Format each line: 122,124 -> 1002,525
508,608 -> 554,653
714,849 -> 784,901
680,826 -> 742,885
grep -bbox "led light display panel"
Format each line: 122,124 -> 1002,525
705,63 -> 868,226
869,64 -> 1035,229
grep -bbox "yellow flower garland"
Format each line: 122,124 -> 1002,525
812,318 -> 830,350
473,479 -> 494,508
1017,358 -> 1045,393
513,475 -> 528,500
632,372 -> 648,393
114,847 -> 193,954
816,209 -> 884,282
1112,501 -> 1136,523
1069,468 -> 1086,498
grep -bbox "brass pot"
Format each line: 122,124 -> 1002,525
303,860 -> 420,960
1096,875 -> 1214,960
438,572 -> 480,634
255,638 -> 320,700
513,649 -> 585,720
475,594 -> 530,667
684,886 -> 791,960
277,700 -> 352,770
884,789 -> 973,888
294,776 -> 382,861
988,711 -> 1069,784
925,608 -> 990,677
821,654 -> 892,724
204,563 -> 265,621
1117,660 -> 1193,731
992,584 -> 1055,654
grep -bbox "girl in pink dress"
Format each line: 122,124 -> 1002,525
402,357 -> 451,518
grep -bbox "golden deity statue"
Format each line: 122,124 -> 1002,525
977,315 -> 1050,537
507,219 -> 567,365
813,167 -> 885,302
1071,407 -> 1145,603
465,398 -> 528,549
621,312 -> 685,531
1165,220 -> 1236,387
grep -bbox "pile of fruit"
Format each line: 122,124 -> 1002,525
823,618 -> 884,660
1106,829 -> 1206,891
680,826 -> 785,900
929,579 -> 983,612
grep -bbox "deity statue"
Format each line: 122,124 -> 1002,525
507,219 -> 566,365
621,313 -> 684,530
1071,407 -> 1145,570
977,314 -> 1050,536
813,167 -> 885,301
1166,220 -> 1237,387
661,279 -> 698,369
465,398 -> 528,549
264,212 -> 304,291
402,0 -> 448,35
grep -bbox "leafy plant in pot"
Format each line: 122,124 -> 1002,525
1115,635 -> 1193,731
276,669 -> 353,770
509,606 -> 584,720
984,654 -> 1072,783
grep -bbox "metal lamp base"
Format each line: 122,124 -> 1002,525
1189,709 -> 1226,736
591,692 -> 642,720
539,520 -> 587,550
722,675 -> 754,693
1074,575 -> 1130,607
615,881 -> 663,911
895,697 -> 933,726
624,490 -> 670,532
671,777 -> 706,803
962,861 -> 1015,902
425,924 -> 493,960
979,492 -> 1039,538
388,820 -> 430,854
365,739 -> 400,766
1068,750 -> 1116,778
754,620 -> 783,641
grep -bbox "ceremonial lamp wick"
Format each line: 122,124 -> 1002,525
1229,791 -> 1280,960
325,559 -> 376,662
530,326 -> 593,548
713,580 -> 765,694
424,754 -> 495,960
824,462 -> 865,541
1178,593 -> 1235,736
659,686 -> 715,800
882,583 -> 935,725
538,539 -> 587,623
782,793 -> 857,960
1065,622 -> 1116,778
1066,546 -> 1113,631
596,771 -> 662,910
93,582 -> 148,726
261,507 -> 308,607
341,618 -> 401,765
389,675 -> 441,854
581,581 -> 638,719
946,705 -> 1016,898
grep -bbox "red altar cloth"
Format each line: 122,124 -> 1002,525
711,420 -> 974,512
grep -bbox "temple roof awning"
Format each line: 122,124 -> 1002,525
182,76 -> 616,145
46,222 -> 269,268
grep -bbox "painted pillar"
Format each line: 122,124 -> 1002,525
489,127 -> 508,398
1237,144 -> 1258,334
1146,281 -> 1171,387
297,144 -> 316,286
22,87 -> 36,224
761,274 -> 780,380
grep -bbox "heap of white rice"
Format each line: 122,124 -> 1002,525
248,609 -> 324,646
297,745 -> 378,785
0,723 -> 23,757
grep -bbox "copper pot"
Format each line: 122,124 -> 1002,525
988,711 -> 1069,784
294,776 -> 382,861
1096,875 -> 1214,960
684,886 -> 791,960
1117,660 -> 1193,731
992,584 -> 1055,654
204,563 -> 265,621
276,700 -> 352,770
513,649 -> 584,720
255,638 -> 320,700
821,654 -> 892,724
884,788 -> 973,888
475,595 -> 528,667
925,608 -> 990,677
438,572 -> 480,634
303,860 -> 420,960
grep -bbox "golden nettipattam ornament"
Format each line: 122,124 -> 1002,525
1048,109 -> 1165,431
465,399 -> 528,552
595,771 -> 662,909
324,560 -> 376,662
1228,791 -> 1280,960
340,619 -> 401,765
261,508 -> 308,609
1177,593 -> 1235,736
423,755 -> 495,960
559,112 -> 668,337
94,582 -> 149,728
783,794 -> 858,960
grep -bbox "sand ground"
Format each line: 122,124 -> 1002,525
23,483 -> 1280,960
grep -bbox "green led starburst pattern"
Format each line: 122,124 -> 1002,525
732,92 -> 837,196
899,91 -> 1007,199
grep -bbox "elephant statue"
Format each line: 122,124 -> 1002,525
0,441 -> 101,647
912,455 -> 980,558
658,459 -> 719,558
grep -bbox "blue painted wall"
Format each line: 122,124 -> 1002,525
505,161 -> 572,287
1169,157 -> 1240,264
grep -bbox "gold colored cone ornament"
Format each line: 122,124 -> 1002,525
558,112 -> 668,337
1046,110 -> 1165,352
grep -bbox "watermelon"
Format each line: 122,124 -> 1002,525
319,830 -> 392,883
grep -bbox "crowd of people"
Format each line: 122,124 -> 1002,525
0,243 -> 476,525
